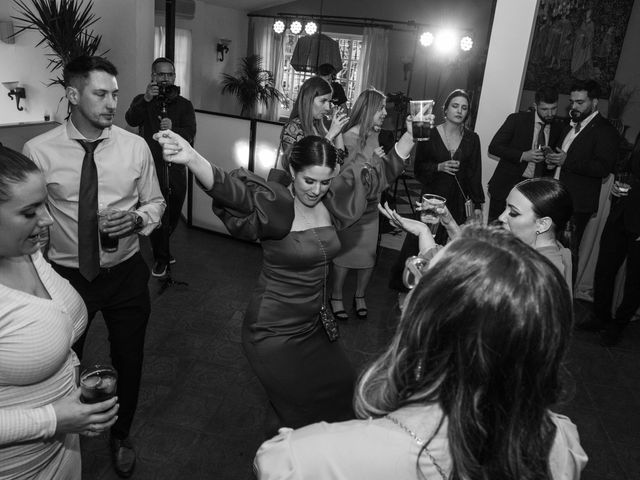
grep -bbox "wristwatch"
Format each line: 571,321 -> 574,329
132,212 -> 144,232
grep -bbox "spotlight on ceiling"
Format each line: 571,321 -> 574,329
290,20 -> 302,35
419,31 -> 434,47
273,20 -> 285,34
305,21 -> 317,35
435,30 -> 457,53
460,35 -> 473,52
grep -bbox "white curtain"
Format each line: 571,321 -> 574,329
355,27 -> 389,96
154,27 -> 192,99
249,18 -> 284,121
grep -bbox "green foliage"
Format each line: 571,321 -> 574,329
221,54 -> 286,118
11,0 -> 108,87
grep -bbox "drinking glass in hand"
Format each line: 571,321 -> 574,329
98,207 -> 119,252
420,194 -> 447,235
80,365 -> 118,404
409,100 -> 434,141
615,172 -> 631,193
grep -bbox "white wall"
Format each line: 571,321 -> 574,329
156,0 -> 249,115
474,0 -> 539,220
0,0 -> 154,129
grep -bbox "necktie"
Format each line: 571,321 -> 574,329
533,123 -> 547,178
77,139 -> 104,281
537,122 -> 546,148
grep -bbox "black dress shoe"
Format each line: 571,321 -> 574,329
110,435 -> 136,478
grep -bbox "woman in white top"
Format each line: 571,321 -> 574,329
254,225 -> 587,480
0,146 -> 118,479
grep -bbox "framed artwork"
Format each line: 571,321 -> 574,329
524,0 -> 635,96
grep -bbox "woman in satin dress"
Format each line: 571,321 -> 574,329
155,129 -> 414,432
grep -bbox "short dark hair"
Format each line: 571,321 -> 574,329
0,145 -> 40,203
152,57 -> 175,71
534,86 -> 559,105
316,63 -> 336,76
289,136 -> 338,174
570,79 -> 601,100
63,55 -> 118,88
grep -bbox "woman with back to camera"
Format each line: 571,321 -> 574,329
0,146 -> 118,479
254,225 -> 587,480
279,76 -> 348,165
389,89 -> 484,297
154,127 -> 414,432
330,88 -> 389,320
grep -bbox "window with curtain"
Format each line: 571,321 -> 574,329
279,31 -> 362,119
154,26 -> 192,99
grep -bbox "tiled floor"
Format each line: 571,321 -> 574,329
80,221 -> 640,479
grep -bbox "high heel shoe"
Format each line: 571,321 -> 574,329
330,298 -> 349,321
353,296 -> 368,319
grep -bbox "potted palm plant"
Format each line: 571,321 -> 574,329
11,0 -> 107,88
221,54 -> 286,118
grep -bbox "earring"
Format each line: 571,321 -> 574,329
535,230 -> 541,235
414,359 -> 424,382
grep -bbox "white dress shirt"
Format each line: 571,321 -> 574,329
24,120 -> 166,268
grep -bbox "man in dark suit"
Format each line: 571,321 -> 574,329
487,86 -> 564,222
591,141 -> 640,346
545,79 -> 619,251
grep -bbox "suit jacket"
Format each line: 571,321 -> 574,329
488,111 -> 564,201
609,146 -> 640,234
557,113 -> 619,214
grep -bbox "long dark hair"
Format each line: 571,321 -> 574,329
290,76 -> 332,136
0,145 -> 40,203
344,89 -> 385,149
515,178 -> 574,248
355,225 -> 572,480
288,135 -> 338,174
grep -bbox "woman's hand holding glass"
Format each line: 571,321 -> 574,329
438,160 -> 460,175
52,388 -> 118,437
326,108 -> 348,142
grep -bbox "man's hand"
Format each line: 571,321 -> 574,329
159,117 -> 172,131
144,82 -> 159,102
545,147 -> 566,167
101,211 -> 140,238
611,181 -> 631,198
522,148 -> 545,163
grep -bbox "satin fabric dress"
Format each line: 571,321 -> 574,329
201,153 -> 403,430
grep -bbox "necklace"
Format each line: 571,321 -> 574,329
441,124 -> 462,160
385,414 -> 448,480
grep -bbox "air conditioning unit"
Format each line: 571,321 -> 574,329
155,0 -> 195,20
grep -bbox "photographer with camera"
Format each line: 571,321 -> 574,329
126,57 -> 196,277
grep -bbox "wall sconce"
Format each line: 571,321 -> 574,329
3,81 -> 26,111
217,38 -> 230,62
